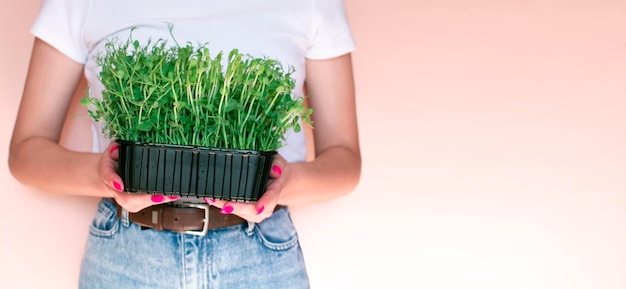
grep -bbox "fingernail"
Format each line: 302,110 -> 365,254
109,145 -> 119,154
168,196 -> 179,200
113,181 -> 122,191
220,206 -> 233,214
151,195 -> 165,202
256,206 -> 265,215
272,165 -> 282,176
203,198 -> 216,203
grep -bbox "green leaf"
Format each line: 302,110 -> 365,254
174,101 -> 189,110
137,122 -> 152,132
224,99 -> 238,113
79,97 -> 92,107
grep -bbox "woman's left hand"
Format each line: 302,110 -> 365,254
208,154 -> 288,223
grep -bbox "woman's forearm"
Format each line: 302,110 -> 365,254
9,137 -> 109,197
279,145 -> 361,206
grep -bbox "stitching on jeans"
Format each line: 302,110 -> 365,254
253,226 -> 299,251
89,201 -> 119,238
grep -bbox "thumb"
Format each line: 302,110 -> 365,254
102,142 -> 123,192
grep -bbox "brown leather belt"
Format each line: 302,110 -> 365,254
115,201 -> 282,236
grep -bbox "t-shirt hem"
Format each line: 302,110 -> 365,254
306,44 -> 356,60
30,24 -> 88,64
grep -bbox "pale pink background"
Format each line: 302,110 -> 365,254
2,1 -> 626,288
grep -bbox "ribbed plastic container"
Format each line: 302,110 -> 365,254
117,140 -> 276,202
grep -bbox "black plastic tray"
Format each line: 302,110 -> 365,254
117,140 -> 276,202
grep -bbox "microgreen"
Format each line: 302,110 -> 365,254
82,26 -> 312,152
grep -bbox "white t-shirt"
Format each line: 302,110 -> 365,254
31,0 -> 356,163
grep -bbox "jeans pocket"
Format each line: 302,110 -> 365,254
253,207 -> 300,251
89,199 -> 120,238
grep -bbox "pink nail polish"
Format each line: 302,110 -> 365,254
272,165 -> 282,176
256,206 -> 265,215
113,181 -> 122,191
109,145 -> 119,154
220,206 -> 234,214
168,196 -> 179,200
151,195 -> 165,202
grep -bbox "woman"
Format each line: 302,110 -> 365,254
8,0 -> 361,288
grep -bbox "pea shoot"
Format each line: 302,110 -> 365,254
82,26 -> 312,152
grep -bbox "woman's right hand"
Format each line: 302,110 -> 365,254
101,142 -> 178,213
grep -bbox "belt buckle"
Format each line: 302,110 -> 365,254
177,202 -> 210,236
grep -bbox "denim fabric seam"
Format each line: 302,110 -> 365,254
250,208 -> 300,251
88,199 -> 119,238
252,227 -> 299,251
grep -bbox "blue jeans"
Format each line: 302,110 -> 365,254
79,198 -> 310,289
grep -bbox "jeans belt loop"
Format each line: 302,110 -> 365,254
120,207 -> 130,227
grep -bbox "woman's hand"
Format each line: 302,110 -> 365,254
101,142 -> 178,213
208,154 -> 288,223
